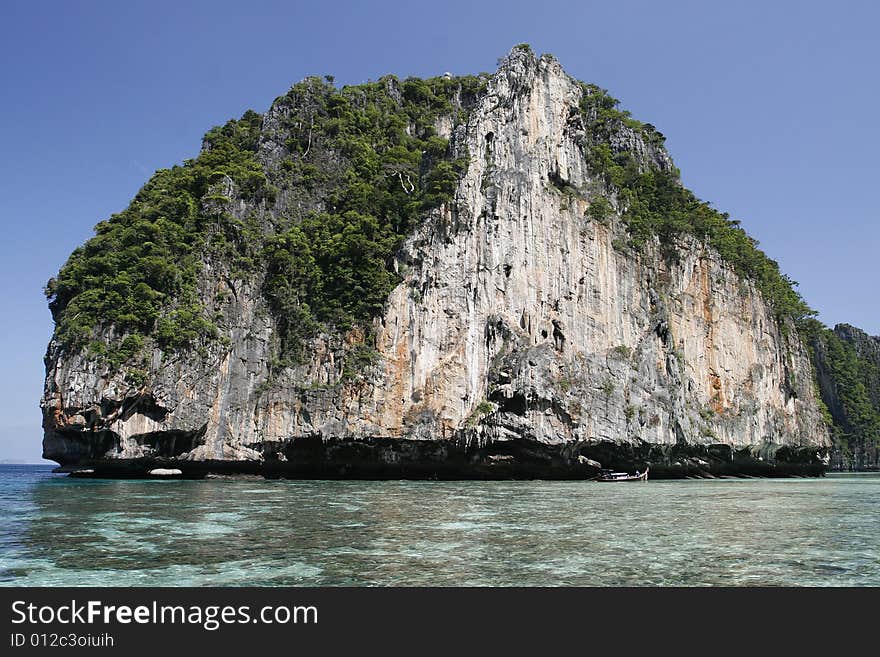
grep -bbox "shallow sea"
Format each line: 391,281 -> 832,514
0,464 -> 877,586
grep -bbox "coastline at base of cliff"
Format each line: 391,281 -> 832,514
46,435 -> 828,480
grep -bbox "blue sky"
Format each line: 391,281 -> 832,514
1,0 -> 877,461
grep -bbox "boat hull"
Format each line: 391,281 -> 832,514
596,468 -> 649,482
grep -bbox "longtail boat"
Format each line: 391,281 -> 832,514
596,466 -> 648,482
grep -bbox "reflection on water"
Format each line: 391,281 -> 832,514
1,466 -> 878,586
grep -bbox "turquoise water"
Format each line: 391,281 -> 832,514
1,465 -> 878,586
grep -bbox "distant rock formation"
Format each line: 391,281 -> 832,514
807,322 -> 880,470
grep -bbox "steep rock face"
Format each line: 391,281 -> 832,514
42,49 -> 830,478
809,323 -> 880,470
834,325 -> 880,389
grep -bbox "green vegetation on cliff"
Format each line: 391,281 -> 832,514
45,109 -> 267,359
577,83 -> 814,323
262,74 -> 481,360
801,320 -> 880,465
45,74 -> 483,369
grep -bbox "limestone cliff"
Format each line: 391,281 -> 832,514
42,47 -> 831,478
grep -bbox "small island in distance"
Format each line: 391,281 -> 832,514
40,45 -> 880,479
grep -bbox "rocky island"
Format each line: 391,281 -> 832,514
41,46 -> 878,478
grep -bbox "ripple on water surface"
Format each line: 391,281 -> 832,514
0,467 -> 878,586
